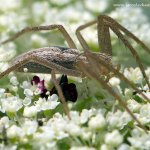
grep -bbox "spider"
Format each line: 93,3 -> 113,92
0,15 -> 150,132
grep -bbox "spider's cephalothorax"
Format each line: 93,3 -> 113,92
0,15 -> 150,131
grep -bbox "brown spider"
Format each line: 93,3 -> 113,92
0,15 -> 150,132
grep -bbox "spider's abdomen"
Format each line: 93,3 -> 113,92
12,46 -> 81,74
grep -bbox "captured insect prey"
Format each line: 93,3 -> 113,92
50,75 -> 78,102
31,75 -> 78,102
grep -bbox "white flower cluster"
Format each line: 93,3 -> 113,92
0,66 -> 149,149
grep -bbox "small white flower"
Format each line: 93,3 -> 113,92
70,111 -> 80,124
70,146 -> 96,150
0,88 -> 5,96
0,0 -> 21,11
81,128 -> 92,140
100,144 -> 110,150
32,1 -> 49,20
10,85 -> 18,93
56,131 -> 68,140
0,63 -> 9,72
85,0 -> 108,13
47,113 -> 68,134
88,114 -> 106,130
80,109 -> 90,124
23,97 -> 32,106
124,67 -> 143,84
22,119 -> 38,135
108,77 -> 122,94
128,129 -> 150,149
7,125 -> 25,138
138,104 -> 150,124
145,67 -> 150,81
0,116 -> 9,132
107,110 -> 131,129
1,96 -> 23,113
21,81 -> 32,89
0,116 -> 9,126
23,106 -> 38,117
34,88 -> 42,95
24,89 -> 33,97
109,77 -> 120,86
9,76 -> 19,86
33,126 -> 55,143
124,88 -> 133,98
0,144 -> 17,150
66,122 -> 81,136
47,94 -> 59,109
50,0 -> 70,6
140,104 -> 150,117
127,99 -> 141,112
107,112 -> 120,129
105,130 -> 123,147
23,68 -> 28,72
35,95 -> 59,111
118,144 -> 130,150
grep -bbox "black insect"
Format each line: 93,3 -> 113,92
50,75 -> 78,102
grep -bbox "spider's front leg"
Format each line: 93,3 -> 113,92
0,52 -> 75,119
0,25 -> 77,49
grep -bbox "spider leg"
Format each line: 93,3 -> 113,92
76,17 -> 112,55
0,25 -> 76,49
110,24 -> 150,89
51,70 -> 71,119
98,15 -> 150,89
76,15 -> 150,88
77,51 -> 148,133
0,54 -> 74,119
86,52 -> 150,102
101,15 -> 150,54
97,15 -> 112,55
76,20 -> 97,50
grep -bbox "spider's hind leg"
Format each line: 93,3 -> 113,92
76,51 -> 148,133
